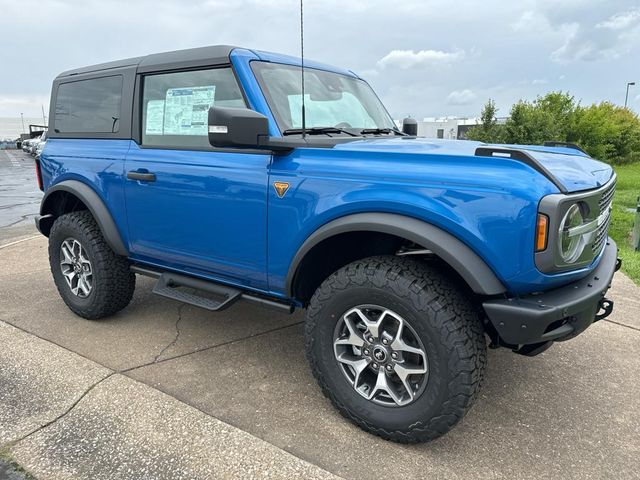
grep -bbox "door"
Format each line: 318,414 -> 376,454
124,66 -> 270,290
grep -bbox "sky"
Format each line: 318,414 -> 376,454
0,0 -> 639,120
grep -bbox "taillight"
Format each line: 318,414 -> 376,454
35,159 -> 44,191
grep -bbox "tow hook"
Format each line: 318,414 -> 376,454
615,257 -> 622,272
595,298 -> 614,322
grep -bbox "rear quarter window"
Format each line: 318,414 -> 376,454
54,76 -> 123,134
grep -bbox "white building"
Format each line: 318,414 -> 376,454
415,117 -> 507,140
417,117 -> 477,139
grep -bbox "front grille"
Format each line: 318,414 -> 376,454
592,213 -> 611,253
592,180 -> 615,254
598,181 -> 616,214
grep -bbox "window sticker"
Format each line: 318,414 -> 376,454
163,86 -> 216,135
145,100 -> 165,135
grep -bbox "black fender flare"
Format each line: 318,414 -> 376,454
286,213 -> 506,296
38,180 -> 128,256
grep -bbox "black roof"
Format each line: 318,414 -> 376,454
57,45 -> 238,78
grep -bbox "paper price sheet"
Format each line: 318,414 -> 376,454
145,85 -> 216,136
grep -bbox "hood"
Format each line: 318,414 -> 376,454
331,137 -> 613,193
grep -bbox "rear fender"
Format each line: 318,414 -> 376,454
38,180 -> 128,256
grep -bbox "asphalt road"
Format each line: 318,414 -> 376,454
0,149 -> 42,232
0,150 -> 639,479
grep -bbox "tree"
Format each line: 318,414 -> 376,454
502,92 -> 577,145
466,91 -> 640,164
465,99 -> 503,143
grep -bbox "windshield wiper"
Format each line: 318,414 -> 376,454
282,127 -> 358,137
360,128 -> 406,136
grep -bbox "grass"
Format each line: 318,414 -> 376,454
610,162 -> 640,285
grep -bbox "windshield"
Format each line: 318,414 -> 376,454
251,61 -> 396,134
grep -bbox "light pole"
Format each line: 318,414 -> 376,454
624,82 -> 635,109
20,112 -> 25,134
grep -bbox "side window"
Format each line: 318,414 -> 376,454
54,76 -> 123,133
142,67 -> 246,148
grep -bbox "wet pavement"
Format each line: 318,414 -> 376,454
0,149 -> 41,232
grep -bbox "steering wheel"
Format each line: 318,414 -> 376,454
335,122 -> 352,128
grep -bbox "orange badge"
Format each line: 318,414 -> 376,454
273,181 -> 290,198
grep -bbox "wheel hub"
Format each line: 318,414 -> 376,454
333,305 -> 429,407
372,346 -> 388,363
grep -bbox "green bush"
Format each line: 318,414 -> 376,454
571,103 -> 640,165
466,92 -> 640,164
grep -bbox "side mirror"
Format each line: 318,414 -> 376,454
208,107 -> 269,149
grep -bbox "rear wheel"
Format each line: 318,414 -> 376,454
49,211 -> 135,319
305,255 -> 486,443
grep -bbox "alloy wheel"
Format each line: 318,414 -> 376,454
60,238 -> 93,298
333,305 -> 428,407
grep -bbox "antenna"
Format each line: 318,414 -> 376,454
300,0 -> 306,138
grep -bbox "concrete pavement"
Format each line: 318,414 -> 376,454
0,322 -> 110,446
0,311 -> 336,479
1,232 -> 639,479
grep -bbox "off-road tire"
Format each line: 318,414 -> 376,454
305,255 -> 486,443
49,210 -> 135,319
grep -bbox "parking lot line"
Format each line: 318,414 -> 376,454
0,235 -> 41,250
3,150 -> 21,167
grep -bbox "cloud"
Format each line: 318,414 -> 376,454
446,89 -> 476,106
1,0 -> 639,119
597,8 -> 640,30
547,7 -> 640,63
532,79 -> 549,85
551,24 -> 622,63
511,10 -> 548,32
0,94 -> 51,117
377,49 -> 464,69
357,69 -> 379,78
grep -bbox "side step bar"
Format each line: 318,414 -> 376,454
131,266 -> 294,314
153,272 -> 241,311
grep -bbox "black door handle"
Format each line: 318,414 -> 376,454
127,171 -> 156,182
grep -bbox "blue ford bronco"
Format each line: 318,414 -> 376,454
36,45 -> 620,443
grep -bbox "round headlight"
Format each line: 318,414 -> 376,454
558,204 -> 584,263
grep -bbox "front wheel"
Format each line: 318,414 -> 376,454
304,256 -> 486,443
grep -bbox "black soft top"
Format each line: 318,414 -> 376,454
56,45 -> 238,78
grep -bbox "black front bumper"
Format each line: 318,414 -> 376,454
483,239 -> 620,347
